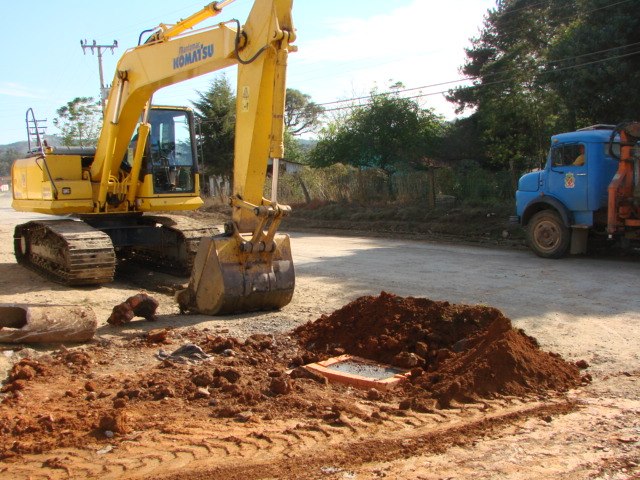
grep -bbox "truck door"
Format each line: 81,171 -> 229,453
547,143 -> 589,213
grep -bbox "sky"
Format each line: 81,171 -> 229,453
0,0 -> 496,145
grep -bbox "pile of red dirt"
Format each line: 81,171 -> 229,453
0,293 -> 586,460
294,292 -> 584,407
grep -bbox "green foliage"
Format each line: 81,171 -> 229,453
448,1 -> 571,171
545,0 -> 640,125
274,163 -> 514,208
309,91 -> 444,178
283,130 -> 308,164
285,88 -> 324,136
192,75 -> 236,178
438,116 -> 487,163
192,79 -> 317,176
0,148 -> 21,176
53,97 -> 101,147
446,0 -> 640,171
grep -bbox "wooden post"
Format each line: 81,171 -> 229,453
427,167 -> 436,208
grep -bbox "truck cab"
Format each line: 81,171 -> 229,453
515,126 -> 621,257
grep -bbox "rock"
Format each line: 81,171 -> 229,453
99,411 -> 129,434
289,366 -> 328,385
147,329 -> 170,344
415,341 -> 429,358
195,387 -> 211,398
84,381 -> 97,392
107,303 -> 135,326
575,359 -> 590,369
97,445 -> 114,455
269,376 -> 291,395
127,294 -> 159,321
244,334 -> 274,350
9,364 -> 36,381
366,388 -> 382,400
108,293 -> 159,326
192,371 -> 215,387
235,411 -> 253,423
394,352 -> 421,368
218,368 -> 241,384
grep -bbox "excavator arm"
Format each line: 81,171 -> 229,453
176,1 -> 297,315
90,0 -> 296,219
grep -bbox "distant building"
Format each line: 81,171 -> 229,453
0,176 -> 10,192
267,158 -> 304,175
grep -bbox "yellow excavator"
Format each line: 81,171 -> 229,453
11,0 -> 296,315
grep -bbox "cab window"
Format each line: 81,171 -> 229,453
551,143 -> 585,167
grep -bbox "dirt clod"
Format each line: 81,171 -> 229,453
107,293 -> 159,326
98,411 -> 129,434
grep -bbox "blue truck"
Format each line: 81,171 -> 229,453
514,123 -> 640,258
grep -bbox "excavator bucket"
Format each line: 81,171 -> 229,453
176,232 -> 295,315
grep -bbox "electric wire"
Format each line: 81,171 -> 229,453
320,48 -> 640,113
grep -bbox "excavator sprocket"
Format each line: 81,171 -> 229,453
14,220 -> 116,286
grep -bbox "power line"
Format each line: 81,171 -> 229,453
317,39 -> 640,109
320,47 -> 640,113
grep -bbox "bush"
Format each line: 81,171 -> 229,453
271,163 -> 515,208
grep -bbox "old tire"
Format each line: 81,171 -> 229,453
527,210 -> 570,258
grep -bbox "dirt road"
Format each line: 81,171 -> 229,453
0,192 -> 638,479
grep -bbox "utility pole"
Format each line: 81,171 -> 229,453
80,39 -> 118,114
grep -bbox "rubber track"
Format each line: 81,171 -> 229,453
14,220 -> 116,286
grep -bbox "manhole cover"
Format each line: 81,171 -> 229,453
301,355 -> 409,390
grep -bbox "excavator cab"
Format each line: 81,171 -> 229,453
123,107 -> 198,196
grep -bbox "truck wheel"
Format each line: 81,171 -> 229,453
527,210 -> 570,258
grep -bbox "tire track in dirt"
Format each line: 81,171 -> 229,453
146,400 -> 578,480
1,401 -> 449,479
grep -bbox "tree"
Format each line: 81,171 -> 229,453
53,97 -> 102,147
447,0 -> 640,174
0,148 -> 21,176
310,90 -> 443,177
447,1 -> 575,172
285,88 -> 324,136
283,130 -> 307,164
192,75 -> 236,178
544,0 -> 640,125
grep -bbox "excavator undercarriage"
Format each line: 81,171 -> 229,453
14,215 -> 218,286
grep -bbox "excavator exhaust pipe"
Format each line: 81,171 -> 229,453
176,231 -> 295,315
